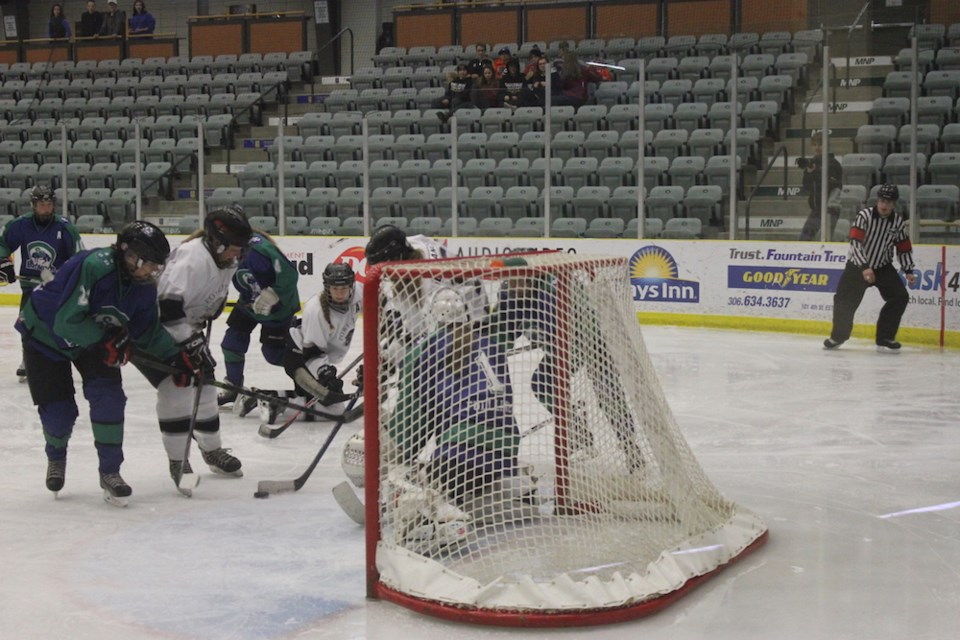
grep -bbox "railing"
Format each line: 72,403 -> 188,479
224,78 -> 288,173
317,27 -> 354,79
743,145 -> 789,241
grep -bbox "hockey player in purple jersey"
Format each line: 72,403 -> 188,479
1,185 -> 83,380
218,227 -> 300,413
16,221 -> 183,506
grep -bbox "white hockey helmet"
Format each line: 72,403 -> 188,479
427,287 -> 469,327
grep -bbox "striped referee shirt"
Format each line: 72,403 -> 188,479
848,206 -> 915,273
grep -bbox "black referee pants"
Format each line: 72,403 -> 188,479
830,262 -> 909,344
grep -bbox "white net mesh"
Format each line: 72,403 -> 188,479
367,252 -> 766,619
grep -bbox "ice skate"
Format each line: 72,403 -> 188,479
233,391 -> 263,417
17,360 -> 26,383
217,388 -> 238,408
201,447 -> 243,477
258,397 -> 282,425
99,472 -> 132,507
876,339 -> 901,353
46,459 -> 66,496
169,459 -> 199,497
823,338 -> 844,350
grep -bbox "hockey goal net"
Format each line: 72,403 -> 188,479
362,251 -> 767,627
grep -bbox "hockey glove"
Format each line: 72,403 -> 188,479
0,258 -> 15,285
171,333 -> 216,387
353,364 -> 363,388
293,367 -> 332,400
40,268 -> 54,284
316,363 -> 344,394
251,287 -> 279,315
98,328 -> 132,368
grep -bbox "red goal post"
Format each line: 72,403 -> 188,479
362,251 -> 768,627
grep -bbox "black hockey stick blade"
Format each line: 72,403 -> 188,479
255,392 -> 362,497
332,481 -> 365,525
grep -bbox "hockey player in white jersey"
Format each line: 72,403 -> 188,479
270,262 -> 362,425
135,207 -> 253,488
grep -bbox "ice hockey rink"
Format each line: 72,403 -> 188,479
1,304 -> 958,640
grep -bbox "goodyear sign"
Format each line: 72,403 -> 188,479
728,266 -> 842,292
630,246 -> 700,303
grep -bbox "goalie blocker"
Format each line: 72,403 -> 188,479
361,252 -> 768,627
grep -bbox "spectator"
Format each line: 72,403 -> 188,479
492,47 -> 511,78
128,0 -> 155,35
471,65 -> 501,111
523,46 -> 543,78
553,50 -> 602,108
798,130 -> 843,241
466,43 -> 492,80
48,4 -> 72,39
500,57 -> 525,110
521,55 -> 552,107
77,0 -> 104,38
98,0 -> 125,37
433,63 -> 474,123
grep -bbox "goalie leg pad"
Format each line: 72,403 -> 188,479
341,431 -> 365,488
385,465 -> 471,548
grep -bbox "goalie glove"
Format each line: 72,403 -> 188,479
251,286 -> 279,315
97,328 -> 132,368
0,258 -> 15,285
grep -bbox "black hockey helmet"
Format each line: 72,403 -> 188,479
116,221 -> 170,283
30,185 -> 56,204
877,184 -> 899,202
205,206 -> 253,248
323,262 -> 355,288
365,224 -> 412,265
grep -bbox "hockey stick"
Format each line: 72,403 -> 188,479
130,353 -> 362,422
332,480 -> 365,524
329,417 -> 553,525
176,321 -> 212,496
254,390 -> 362,498
257,352 -> 363,439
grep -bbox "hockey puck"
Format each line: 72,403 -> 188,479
253,491 -> 269,499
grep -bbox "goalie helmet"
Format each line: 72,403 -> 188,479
365,224 -> 412,265
877,184 -> 899,202
323,262 -> 356,288
427,287 -> 469,327
116,221 -> 170,284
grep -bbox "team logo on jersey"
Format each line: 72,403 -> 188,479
235,269 -> 262,296
26,241 -> 56,274
629,246 -> 700,303
94,307 -> 129,330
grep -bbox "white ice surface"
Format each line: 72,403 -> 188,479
1,306 -> 958,640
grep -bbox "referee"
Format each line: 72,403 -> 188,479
824,184 -> 917,352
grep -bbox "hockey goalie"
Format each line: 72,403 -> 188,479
343,286 -> 538,547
